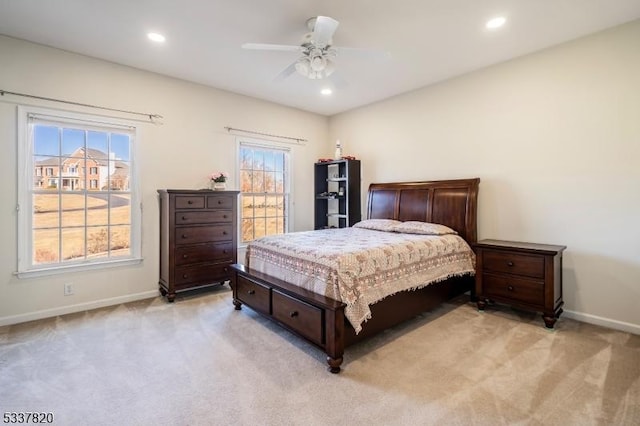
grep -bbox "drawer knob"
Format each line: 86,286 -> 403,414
223,249 -> 228,254
182,216 -> 187,220
218,200 -> 222,204
289,311 -> 299,318
182,274 -> 188,279
247,289 -> 255,295
188,200 -> 193,204
508,285 -> 514,291
223,231 -> 228,235
182,234 -> 187,239
223,215 -> 228,219
507,261 -> 514,267
182,254 -> 188,259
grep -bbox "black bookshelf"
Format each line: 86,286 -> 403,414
314,159 -> 361,229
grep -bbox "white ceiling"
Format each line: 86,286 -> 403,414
1,0 -> 640,116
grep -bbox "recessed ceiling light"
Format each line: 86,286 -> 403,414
321,88 -> 333,96
486,16 -> 506,30
147,32 -> 166,43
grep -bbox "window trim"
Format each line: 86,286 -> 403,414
236,136 -> 293,248
16,105 -> 143,278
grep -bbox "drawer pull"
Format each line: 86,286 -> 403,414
182,234 -> 187,239
223,231 -> 228,235
182,274 -> 188,279
289,311 -> 299,318
188,200 -> 193,204
223,249 -> 228,254
218,200 -> 222,204
223,215 -> 228,219
182,216 -> 187,220
507,261 -> 514,267
182,254 -> 188,259
507,285 -> 514,291
247,289 -> 255,295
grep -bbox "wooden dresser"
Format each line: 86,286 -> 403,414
158,189 -> 239,302
475,239 -> 566,328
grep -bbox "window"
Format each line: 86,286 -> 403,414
238,140 -> 290,244
17,106 -> 142,277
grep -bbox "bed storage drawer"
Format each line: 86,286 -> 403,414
272,290 -> 323,346
236,276 -> 271,315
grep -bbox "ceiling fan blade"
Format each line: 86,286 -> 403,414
274,62 -> 298,82
312,16 -> 339,48
334,46 -> 391,60
242,43 -> 301,52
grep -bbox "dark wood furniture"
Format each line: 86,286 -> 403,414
314,159 -> 361,229
475,239 -> 566,328
231,178 -> 479,373
158,189 -> 239,302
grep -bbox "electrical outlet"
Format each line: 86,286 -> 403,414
64,283 -> 74,296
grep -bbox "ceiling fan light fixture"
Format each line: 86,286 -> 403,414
295,57 -> 311,77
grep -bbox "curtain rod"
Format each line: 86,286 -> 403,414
0,89 -> 163,122
224,126 -> 307,144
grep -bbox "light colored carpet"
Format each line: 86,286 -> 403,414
1,285 -> 638,425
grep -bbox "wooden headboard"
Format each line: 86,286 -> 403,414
367,178 -> 480,245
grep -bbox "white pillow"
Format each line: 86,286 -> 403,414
352,219 -> 402,232
393,221 -> 458,235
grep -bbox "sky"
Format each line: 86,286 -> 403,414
33,125 -> 130,161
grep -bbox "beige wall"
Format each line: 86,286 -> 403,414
0,35 -> 328,325
329,20 -> 640,333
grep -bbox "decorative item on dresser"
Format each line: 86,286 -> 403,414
158,189 -> 239,302
474,239 -> 566,328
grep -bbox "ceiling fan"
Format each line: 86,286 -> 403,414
242,16 -> 387,81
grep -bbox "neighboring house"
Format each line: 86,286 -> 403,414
34,147 -> 129,191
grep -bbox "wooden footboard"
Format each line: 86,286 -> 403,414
231,263 -> 473,373
231,263 -> 347,373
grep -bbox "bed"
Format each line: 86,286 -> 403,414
230,178 -> 480,373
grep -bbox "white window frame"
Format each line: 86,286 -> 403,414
16,105 -> 143,278
236,137 -> 293,248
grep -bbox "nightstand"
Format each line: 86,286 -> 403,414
475,239 -> 566,328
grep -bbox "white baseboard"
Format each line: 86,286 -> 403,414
563,309 -> 640,335
0,290 -> 159,327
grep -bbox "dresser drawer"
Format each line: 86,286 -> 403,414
175,263 -> 232,287
482,250 -> 544,279
482,273 -> 544,307
175,225 -> 233,244
175,242 -> 234,266
207,196 -> 234,209
272,290 -> 323,346
175,210 -> 233,225
175,195 -> 205,209
236,276 -> 270,314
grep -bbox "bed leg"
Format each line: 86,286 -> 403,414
327,356 -> 343,374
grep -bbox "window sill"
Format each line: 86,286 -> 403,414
15,257 -> 143,279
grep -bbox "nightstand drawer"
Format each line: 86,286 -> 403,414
483,273 -> 544,306
483,250 -> 544,279
236,276 -> 271,315
272,290 -> 323,346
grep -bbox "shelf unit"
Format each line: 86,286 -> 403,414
314,159 -> 361,229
